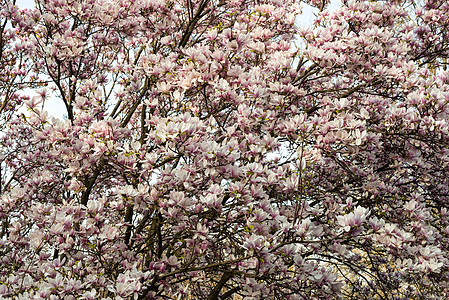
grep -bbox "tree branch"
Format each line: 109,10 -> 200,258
207,271 -> 233,300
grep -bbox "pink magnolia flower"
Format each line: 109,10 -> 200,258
337,206 -> 370,232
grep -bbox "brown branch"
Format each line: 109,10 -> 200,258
120,77 -> 149,128
178,0 -> 210,47
124,204 -> 134,245
207,271 -> 233,300
80,159 -> 105,206
158,256 -> 250,280
220,287 -> 240,299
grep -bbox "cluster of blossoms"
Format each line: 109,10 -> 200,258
1,0 -> 449,299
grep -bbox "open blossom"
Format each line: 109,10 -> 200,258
337,207 -> 370,232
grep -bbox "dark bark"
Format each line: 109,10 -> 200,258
207,271 -> 233,300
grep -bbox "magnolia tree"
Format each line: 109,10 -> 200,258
1,0 -> 449,298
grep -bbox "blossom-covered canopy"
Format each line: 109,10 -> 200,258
1,0 -> 449,298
